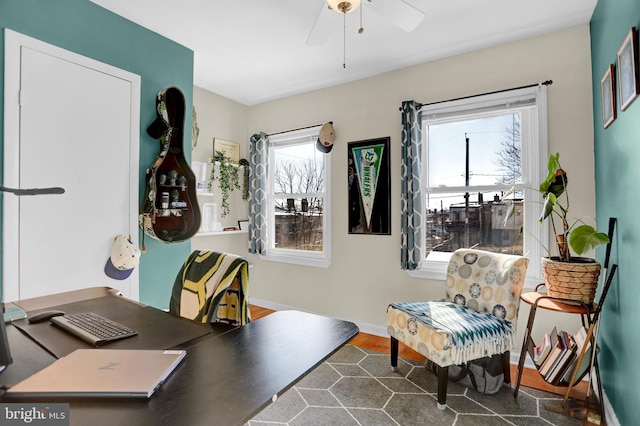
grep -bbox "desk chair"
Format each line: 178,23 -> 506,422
169,250 -> 250,326
387,249 -> 529,409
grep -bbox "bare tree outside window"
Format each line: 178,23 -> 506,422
265,126 -> 332,266
495,114 -> 522,186
273,152 -> 324,251
424,113 -> 523,257
418,86 -> 547,282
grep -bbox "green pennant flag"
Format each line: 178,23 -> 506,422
352,144 -> 385,229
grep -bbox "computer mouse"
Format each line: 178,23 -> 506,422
27,310 -> 65,324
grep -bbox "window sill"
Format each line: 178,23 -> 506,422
261,252 -> 331,268
407,253 -> 450,280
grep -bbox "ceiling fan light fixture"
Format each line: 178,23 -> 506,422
327,0 -> 361,14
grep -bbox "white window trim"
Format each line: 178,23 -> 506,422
262,126 -> 332,268
409,86 -> 548,289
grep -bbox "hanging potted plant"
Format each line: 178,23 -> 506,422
507,153 -> 609,303
207,151 -> 241,217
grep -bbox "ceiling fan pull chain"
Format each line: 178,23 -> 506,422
359,3 -> 364,34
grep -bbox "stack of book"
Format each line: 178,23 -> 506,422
527,326 -> 594,386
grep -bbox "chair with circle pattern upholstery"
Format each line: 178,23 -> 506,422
387,248 -> 529,409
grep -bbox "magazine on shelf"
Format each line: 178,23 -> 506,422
542,329 -> 569,380
547,331 -> 577,384
559,326 -> 598,386
538,330 -> 565,377
528,326 -> 557,367
539,328 -> 564,377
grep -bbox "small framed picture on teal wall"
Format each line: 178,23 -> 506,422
601,64 -> 616,129
617,27 -> 639,111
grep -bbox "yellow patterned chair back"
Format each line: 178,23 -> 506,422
169,250 -> 250,326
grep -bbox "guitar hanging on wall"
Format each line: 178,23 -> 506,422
140,87 -> 201,250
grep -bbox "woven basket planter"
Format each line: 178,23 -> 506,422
541,257 -> 601,304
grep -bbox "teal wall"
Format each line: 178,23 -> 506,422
590,0 -> 640,423
0,0 -> 194,309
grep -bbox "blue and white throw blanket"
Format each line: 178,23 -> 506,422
390,300 -> 515,365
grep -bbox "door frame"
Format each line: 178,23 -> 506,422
3,29 -> 141,302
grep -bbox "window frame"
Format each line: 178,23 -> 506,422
408,86 -> 548,288
262,126 -> 332,268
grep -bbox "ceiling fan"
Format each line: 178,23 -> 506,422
306,0 -> 426,47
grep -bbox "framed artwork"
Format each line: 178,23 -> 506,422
213,138 -> 240,163
347,137 -> 391,235
601,64 -> 616,129
617,27 -> 639,111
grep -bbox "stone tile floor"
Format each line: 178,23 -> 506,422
248,345 -> 584,426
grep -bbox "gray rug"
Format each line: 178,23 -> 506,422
248,345 -> 583,426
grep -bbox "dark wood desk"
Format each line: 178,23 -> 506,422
12,291 -> 216,358
1,288 -> 359,426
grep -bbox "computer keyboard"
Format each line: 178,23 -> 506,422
50,312 -> 138,346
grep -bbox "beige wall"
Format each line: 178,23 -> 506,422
191,86 -> 249,165
191,86 -> 250,230
193,25 -> 594,352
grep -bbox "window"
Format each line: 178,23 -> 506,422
264,126 -> 331,267
413,86 -> 548,287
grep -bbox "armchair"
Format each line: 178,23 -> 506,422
387,249 -> 529,409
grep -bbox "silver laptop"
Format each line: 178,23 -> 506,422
6,349 -> 186,398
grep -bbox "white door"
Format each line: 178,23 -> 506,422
3,30 -> 140,301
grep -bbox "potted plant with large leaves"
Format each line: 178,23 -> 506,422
508,153 -> 609,303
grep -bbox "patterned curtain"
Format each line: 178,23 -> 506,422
248,132 -> 268,254
400,101 -> 423,270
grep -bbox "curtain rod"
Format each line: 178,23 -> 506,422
267,122 -> 330,137
408,80 -> 553,110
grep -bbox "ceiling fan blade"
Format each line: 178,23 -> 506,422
306,3 -> 336,46
368,0 -> 425,32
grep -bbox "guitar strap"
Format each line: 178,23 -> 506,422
139,133 -> 170,252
